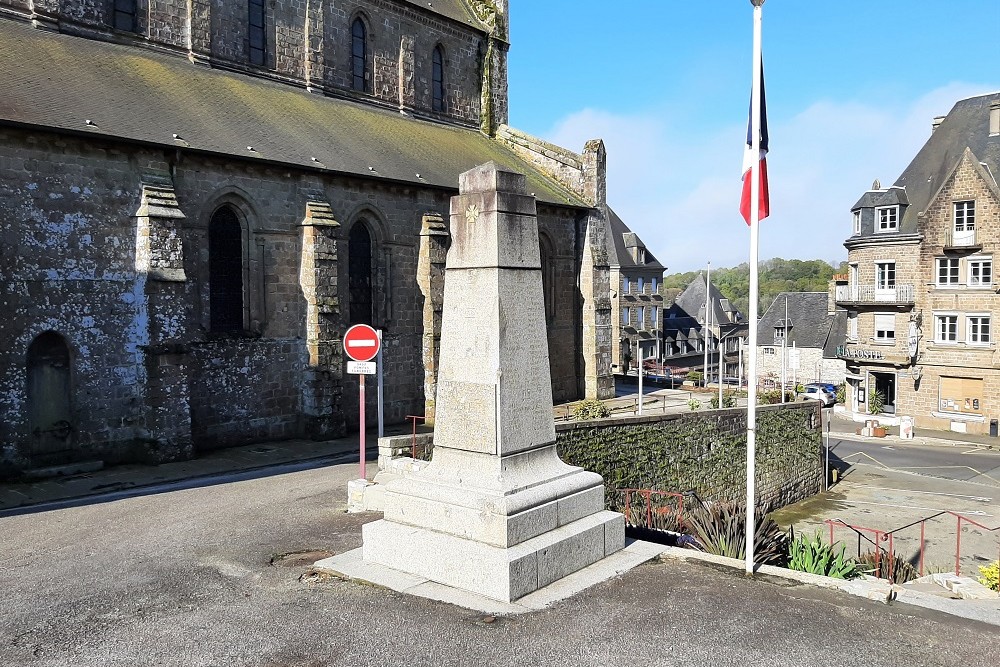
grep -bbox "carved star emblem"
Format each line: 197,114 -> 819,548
465,204 -> 480,225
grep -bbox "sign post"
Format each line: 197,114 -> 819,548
344,324 -> 381,482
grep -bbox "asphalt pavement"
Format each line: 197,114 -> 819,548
1,460 -> 997,667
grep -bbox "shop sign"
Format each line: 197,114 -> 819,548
837,346 -> 885,360
907,321 -> 919,359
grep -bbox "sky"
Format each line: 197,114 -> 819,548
506,0 -> 1000,273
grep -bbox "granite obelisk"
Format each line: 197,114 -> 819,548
362,162 -> 624,602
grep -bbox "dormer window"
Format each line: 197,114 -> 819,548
876,206 -> 898,232
955,201 -> 975,231
774,327 -> 785,343
852,210 -> 861,235
637,248 -> 645,264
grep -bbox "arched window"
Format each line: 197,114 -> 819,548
112,0 -> 138,32
351,18 -> 367,92
209,206 -> 244,332
538,234 -> 556,325
248,0 -> 267,66
432,45 -> 445,112
348,222 -> 374,325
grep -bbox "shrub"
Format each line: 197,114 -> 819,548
868,388 -> 885,415
687,398 -> 701,411
856,550 -> 918,583
684,501 -> 788,567
687,371 -> 704,386
758,389 -> 791,405
835,383 -> 846,404
709,391 -> 737,409
572,399 -> 611,421
786,528 -> 863,579
978,560 -> 1000,591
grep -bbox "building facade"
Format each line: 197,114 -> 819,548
836,93 -> 1000,434
0,0 -> 620,476
755,289 -> 847,390
661,274 -> 747,383
607,209 -> 665,372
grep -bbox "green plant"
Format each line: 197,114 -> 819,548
684,501 -> 788,566
786,527 -> 863,579
868,388 -> 886,415
709,391 -> 736,409
978,560 -> 1000,591
687,398 -> 701,411
758,389 -> 792,405
687,371 -> 703,386
856,550 -> 918,583
835,384 -> 846,404
572,399 -> 611,421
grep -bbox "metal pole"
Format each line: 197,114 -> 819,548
719,303 -> 724,408
638,355 -> 644,415
745,0 -> 764,576
359,374 -> 366,481
703,262 -> 710,387
377,329 -> 384,439
824,409 -> 830,492
781,295 -> 787,403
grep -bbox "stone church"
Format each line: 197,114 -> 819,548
0,0 -> 619,476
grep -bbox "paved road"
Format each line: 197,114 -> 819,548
2,461 -> 998,667
827,436 -> 1000,487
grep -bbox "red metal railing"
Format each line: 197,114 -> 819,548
620,488 -> 688,532
404,415 -> 426,459
825,511 -> 1000,582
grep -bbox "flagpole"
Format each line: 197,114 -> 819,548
745,0 -> 765,577
703,262 -> 710,387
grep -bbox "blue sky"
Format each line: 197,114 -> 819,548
506,0 -> 1000,273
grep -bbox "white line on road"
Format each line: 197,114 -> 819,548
855,485 -> 993,503
844,500 -> 992,516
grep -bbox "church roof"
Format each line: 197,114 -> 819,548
0,19 -> 585,208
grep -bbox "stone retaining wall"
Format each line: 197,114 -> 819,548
555,403 -> 823,514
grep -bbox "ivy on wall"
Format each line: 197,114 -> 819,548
555,404 -> 822,515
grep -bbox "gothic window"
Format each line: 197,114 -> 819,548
432,45 -> 446,112
249,0 -> 267,66
351,18 -> 368,92
112,0 -> 138,33
209,207 -> 244,333
349,222 -> 374,325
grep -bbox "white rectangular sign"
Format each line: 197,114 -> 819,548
788,349 -> 800,371
347,361 -> 376,375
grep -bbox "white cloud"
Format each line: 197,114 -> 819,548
541,83 -> 998,273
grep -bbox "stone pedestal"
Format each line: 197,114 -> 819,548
362,162 -> 623,602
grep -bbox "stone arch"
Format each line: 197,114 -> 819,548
26,331 -> 74,460
349,10 -> 373,93
347,218 -> 375,326
538,230 -> 556,325
199,188 -> 265,333
432,42 -> 447,112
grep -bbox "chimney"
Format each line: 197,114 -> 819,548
932,116 -> 945,133
990,101 -> 1000,137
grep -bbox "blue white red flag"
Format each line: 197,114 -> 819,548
740,64 -> 769,225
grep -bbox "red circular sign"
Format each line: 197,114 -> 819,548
343,324 -> 381,362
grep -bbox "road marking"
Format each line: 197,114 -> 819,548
843,500 -> 992,516
855,485 -> 993,503
882,446 -> 895,450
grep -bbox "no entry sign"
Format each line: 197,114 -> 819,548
344,324 -> 381,362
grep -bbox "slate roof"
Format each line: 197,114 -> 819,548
0,19 -> 586,208
673,273 -> 745,326
757,292 -> 846,358
606,207 -> 665,271
850,92 -> 1000,237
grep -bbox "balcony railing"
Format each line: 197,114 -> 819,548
835,284 -> 915,304
946,227 -> 979,248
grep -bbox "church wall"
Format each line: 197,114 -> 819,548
0,124 -> 586,473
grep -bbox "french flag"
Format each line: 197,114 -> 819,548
740,64 -> 769,225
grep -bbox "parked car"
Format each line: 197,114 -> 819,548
799,384 -> 835,407
807,382 -> 837,395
